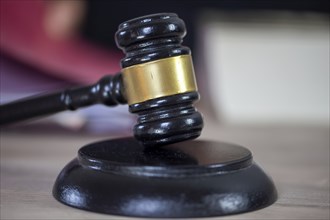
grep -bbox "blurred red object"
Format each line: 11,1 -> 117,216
0,0 -> 122,84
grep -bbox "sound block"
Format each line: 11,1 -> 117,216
53,137 -> 277,218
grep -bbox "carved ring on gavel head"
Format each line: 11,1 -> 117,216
0,13 -> 204,147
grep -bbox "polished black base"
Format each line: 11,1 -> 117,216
53,138 -> 277,218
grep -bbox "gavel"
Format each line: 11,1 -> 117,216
0,13 -> 203,147
1,13 -> 278,218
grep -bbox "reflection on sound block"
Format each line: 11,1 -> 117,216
53,137 -> 277,218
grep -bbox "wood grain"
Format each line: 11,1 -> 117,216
1,119 -> 329,219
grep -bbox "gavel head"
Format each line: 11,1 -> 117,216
115,13 -> 203,147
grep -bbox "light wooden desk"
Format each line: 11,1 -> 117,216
1,119 -> 329,219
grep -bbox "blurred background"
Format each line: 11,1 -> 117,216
0,0 -> 329,134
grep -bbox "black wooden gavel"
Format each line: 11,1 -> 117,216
0,13 -> 203,147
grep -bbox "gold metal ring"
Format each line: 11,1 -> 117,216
122,55 -> 198,105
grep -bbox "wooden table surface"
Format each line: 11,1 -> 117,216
1,118 -> 329,219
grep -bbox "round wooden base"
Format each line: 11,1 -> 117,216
53,137 -> 277,218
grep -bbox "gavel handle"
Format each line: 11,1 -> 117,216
0,74 -> 126,125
